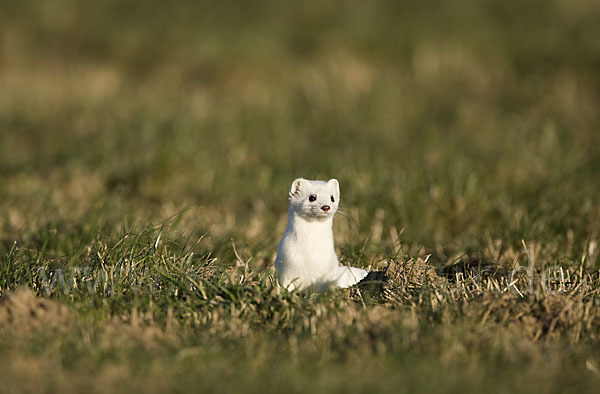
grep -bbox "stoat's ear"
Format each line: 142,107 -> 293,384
328,178 -> 340,199
289,178 -> 307,198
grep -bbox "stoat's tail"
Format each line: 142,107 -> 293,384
332,266 -> 369,288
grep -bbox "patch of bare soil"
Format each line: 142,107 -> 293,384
0,287 -> 74,334
349,258 -> 444,301
379,258 -> 446,303
385,258 -> 442,286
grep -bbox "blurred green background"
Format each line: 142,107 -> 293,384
2,0 -> 600,257
1,1 -> 600,392
3,0 -> 600,262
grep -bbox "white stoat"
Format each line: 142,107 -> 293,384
275,178 -> 368,292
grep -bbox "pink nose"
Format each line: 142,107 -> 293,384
321,205 -> 330,212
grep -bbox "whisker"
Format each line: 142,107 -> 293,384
335,209 -> 352,217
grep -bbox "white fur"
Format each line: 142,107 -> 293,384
275,178 -> 368,291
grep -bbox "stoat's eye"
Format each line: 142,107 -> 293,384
308,195 -> 317,202
330,195 -> 335,203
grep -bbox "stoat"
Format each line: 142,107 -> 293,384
275,178 -> 368,291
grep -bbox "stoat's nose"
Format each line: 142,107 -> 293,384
321,205 -> 330,212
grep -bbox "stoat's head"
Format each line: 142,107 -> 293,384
288,178 -> 340,220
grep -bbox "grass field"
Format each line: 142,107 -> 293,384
2,0 -> 600,392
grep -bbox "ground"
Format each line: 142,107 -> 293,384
1,1 -> 600,393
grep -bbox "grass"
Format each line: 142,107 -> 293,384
1,0 -> 600,392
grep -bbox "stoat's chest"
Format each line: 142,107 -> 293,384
279,215 -> 338,276
289,222 -> 334,257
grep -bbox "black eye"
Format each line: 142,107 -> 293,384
330,196 -> 335,203
309,195 -> 317,202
